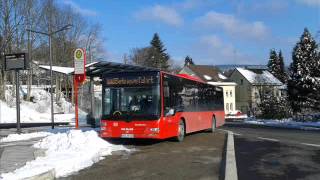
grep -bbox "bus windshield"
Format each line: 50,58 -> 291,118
102,73 -> 160,120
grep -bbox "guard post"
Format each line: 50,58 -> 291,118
74,48 -> 86,129
4,53 -> 28,132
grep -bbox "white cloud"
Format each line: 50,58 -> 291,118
177,0 -> 215,10
135,5 -> 183,27
195,11 -> 269,41
297,0 -> 320,6
200,35 -> 223,48
235,0 -> 288,15
196,35 -> 257,64
62,0 -> 98,16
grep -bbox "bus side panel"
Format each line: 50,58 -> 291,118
214,110 -> 225,127
158,116 -> 179,139
178,111 -> 214,133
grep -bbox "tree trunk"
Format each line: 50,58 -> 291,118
55,73 -> 60,104
0,69 -> 5,101
26,68 -> 32,101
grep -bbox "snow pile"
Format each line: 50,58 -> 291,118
0,88 -> 87,124
0,132 -> 52,143
245,118 -> 320,130
0,130 -> 129,179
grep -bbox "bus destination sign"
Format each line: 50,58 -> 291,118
106,76 -> 155,86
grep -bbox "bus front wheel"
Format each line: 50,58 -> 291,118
175,120 -> 185,142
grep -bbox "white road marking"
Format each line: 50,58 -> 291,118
218,129 -> 242,136
233,132 -> 242,136
257,137 -> 279,142
300,143 -> 320,148
225,132 -> 238,180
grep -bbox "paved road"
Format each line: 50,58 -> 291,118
222,123 -> 320,180
60,131 -> 227,180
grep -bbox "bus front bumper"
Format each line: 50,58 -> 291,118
99,121 -> 162,139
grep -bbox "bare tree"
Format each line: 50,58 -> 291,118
129,47 -> 151,66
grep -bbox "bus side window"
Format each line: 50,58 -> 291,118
164,75 -> 184,115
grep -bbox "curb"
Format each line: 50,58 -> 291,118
225,132 -> 238,180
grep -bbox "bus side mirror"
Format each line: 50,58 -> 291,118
166,108 -> 175,116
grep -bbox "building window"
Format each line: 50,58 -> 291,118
226,103 -> 229,111
230,103 -> 233,111
226,91 -> 229,97
240,79 -> 243,85
230,90 -> 232,97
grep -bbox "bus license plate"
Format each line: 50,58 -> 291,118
121,134 -> 134,138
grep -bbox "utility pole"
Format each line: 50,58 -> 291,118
26,24 -> 72,129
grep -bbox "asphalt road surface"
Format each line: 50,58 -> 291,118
61,130 -> 227,180
222,123 -> 320,180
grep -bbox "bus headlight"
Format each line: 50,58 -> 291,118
149,128 -> 160,132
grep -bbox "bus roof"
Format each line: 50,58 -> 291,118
162,72 -> 206,83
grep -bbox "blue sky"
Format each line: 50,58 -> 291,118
60,0 -> 320,65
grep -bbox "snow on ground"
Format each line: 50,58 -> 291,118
0,131 -> 52,143
0,130 -> 129,179
245,118 -> 320,130
0,87 -> 87,124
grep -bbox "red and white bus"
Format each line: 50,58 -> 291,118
100,71 -> 225,141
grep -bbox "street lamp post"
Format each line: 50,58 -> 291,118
26,24 -> 72,129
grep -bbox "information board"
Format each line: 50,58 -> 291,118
4,53 -> 28,71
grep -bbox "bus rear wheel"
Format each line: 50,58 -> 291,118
209,116 -> 216,133
175,120 -> 185,142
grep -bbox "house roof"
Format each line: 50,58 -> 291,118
39,65 -> 74,75
184,65 -> 229,82
39,62 -> 99,75
235,67 -> 283,85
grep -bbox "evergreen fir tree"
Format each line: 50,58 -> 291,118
267,49 -> 279,75
288,28 -> 320,113
184,56 -> 194,66
278,50 -> 287,83
148,33 -> 170,70
267,49 -> 287,83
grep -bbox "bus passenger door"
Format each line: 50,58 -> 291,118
163,75 -> 181,137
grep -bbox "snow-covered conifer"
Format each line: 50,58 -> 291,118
288,28 -> 320,113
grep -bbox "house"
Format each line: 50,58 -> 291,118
229,67 -> 284,116
180,65 -> 237,115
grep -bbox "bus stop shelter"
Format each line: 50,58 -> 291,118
85,61 -> 157,77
